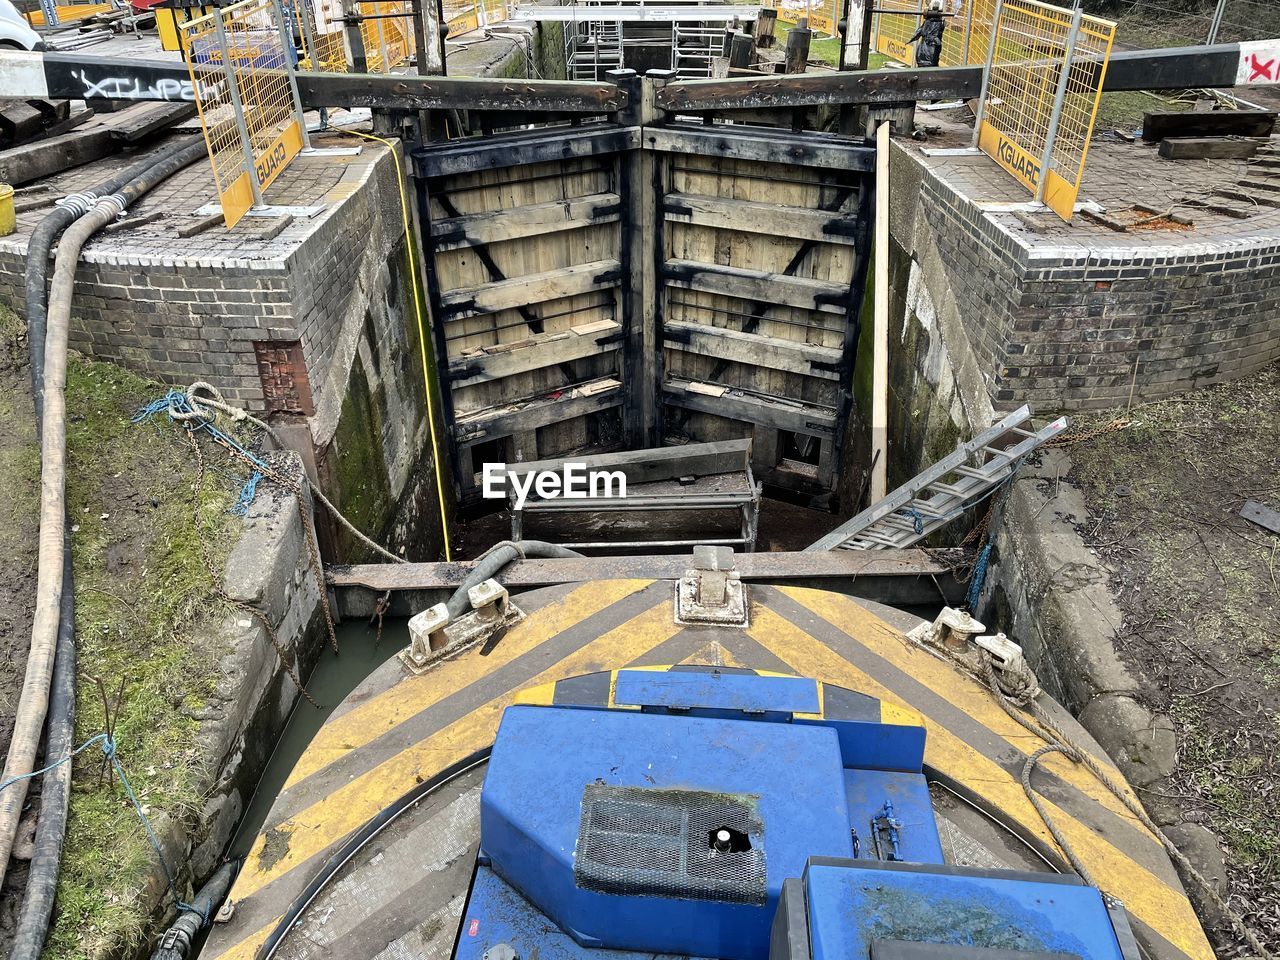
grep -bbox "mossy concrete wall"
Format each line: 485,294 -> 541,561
445,22 -> 567,80
884,136 -> 994,488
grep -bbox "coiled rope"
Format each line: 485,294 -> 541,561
0,733 -> 207,923
141,382 -> 408,565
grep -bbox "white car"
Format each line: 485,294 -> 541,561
0,0 -> 43,50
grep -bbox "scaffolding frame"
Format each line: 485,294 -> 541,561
560,0 -> 753,80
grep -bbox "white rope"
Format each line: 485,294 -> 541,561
178,382 -> 409,566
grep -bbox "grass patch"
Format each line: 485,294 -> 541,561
40,356 -> 247,959
1095,90 -> 1190,136
772,22 -> 892,68
1064,366 -> 1280,950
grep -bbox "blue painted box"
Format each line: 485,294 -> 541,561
480,705 -> 855,960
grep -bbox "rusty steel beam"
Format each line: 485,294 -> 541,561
327,548 -> 972,618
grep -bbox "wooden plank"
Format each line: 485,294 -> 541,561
1158,136 -> 1263,160
656,46 -> 1247,113
439,258 -> 622,319
104,99 -> 196,141
657,66 -> 981,111
663,320 -> 842,380
415,126 -> 640,178
1241,499 -> 1280,535
663,258 -> 847,314
663,192 -> 861,245
646,124 -> 875,172
447,323 -> 622,388
664,379 -> 837,437
430,192 -> 621,250
871,120 -> 889,503
0,125 -> 116,185
454,380 -> 624,441
1142,109 -> 1276,142
302,72 -> 623,113
498,438 -> 753,490
327,548 -> 969,615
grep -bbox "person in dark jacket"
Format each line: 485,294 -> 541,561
909,0 -> 947,68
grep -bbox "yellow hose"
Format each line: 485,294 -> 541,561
342,129 -> 452,562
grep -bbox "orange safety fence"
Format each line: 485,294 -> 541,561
760,0 -> 838,39
294,0 -> 417,72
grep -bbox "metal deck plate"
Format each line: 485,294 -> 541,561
200,581 -> 1212,960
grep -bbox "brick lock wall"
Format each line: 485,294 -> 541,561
0,249 -> 294,408
900,148 -> 1280,411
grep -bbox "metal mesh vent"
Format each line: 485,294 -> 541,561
574,784 -> 767,904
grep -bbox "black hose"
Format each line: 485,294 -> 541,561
9,135 -> 205,960
445,540 -> 583,619
148,859 -> 240,960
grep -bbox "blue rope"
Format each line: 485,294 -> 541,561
966,540 -> 994,611
233,472 -> 264,518
1,733 -> 207,923
899,508 -> 925,535
134,391 -> 270,516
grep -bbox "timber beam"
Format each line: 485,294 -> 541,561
3,42 -> 1268,112
656,43 -> 1268,112
4,49 -> 624,113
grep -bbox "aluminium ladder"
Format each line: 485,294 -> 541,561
805,405 -> 1068,552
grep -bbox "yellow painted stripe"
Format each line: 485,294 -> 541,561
879,700 -> 923,727
748,604 -> 1212,960
777,587 -> 1148,831
230,602 -> 683,906
514,681 -> 557,706
284,579 -> 654,789
209,918 -> 278,960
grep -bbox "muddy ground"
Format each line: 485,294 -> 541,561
0,305 -> 41,957
1066,363 -> 1280,952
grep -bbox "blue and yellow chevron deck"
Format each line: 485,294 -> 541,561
200,580 -> 1212,960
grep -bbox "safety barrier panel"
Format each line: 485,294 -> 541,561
295,0 -> 418,71
760,0 -> 838,38
443,0 -> 509,38
872,0 -> 999,67
974,0 -> 1116,221
183,0 -> 309,228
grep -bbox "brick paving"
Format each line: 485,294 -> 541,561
911,107 -> 1280,252
6,127 -> 372,265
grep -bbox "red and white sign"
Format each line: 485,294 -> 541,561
1237,40 -> 1280,85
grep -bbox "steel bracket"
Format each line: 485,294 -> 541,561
675,545 -> 748,627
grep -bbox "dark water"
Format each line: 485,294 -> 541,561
229,618 -> 408,857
